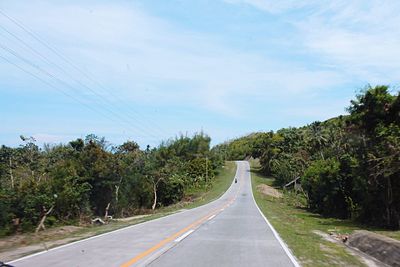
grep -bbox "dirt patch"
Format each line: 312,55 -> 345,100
0,235 -> 93,262
257,184 -> 282,198
0,226 -> 82,250
0,215 -> 164,262
0,225 -> 88,262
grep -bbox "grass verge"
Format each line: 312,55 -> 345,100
251,170 -> 366,266
163,160 -> 236,211
0,161 -> 236,262
251,167 -> 400,266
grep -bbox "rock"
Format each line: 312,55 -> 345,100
347,230 -> 400,267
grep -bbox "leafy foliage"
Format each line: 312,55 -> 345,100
219,85 -> 400,229
0,132 -> 220,235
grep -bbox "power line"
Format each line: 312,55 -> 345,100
0,54 -> 112,125
0,25 -> 162,139
0,44 -> 151,139
0,9 -> 167,137
0,45 -> 160,141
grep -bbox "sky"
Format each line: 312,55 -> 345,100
1,0 -> 400,148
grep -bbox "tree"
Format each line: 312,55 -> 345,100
0,131 -> 223,235
348,86 -> 400,228
217,85 -> 399,229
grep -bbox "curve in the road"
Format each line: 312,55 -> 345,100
9,161 -> 299,267
120,170 -> 244,266
146,161 -> 299,267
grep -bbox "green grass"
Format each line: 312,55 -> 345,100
251,170 -> 366,267
187,161 -> 236,206
373,229 -> 400,240
159,161 -> 236,211
249,157 -> 400,241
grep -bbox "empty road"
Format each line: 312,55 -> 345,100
10,161 -> 299,267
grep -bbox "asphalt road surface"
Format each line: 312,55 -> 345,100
9,161 -> 299,267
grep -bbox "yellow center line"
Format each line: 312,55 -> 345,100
120,179 -> 243,267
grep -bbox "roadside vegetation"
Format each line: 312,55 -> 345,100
215,85 -> 400,230
251,169 -> 366,266
161,161 -> 236,211
0,132 -> 226,237
251,164 -> 400,265
0,161 -> 235,261
1,84 -> 398,262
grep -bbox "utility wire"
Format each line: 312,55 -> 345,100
0,53 -> 118,130
0,9 -> 167,137
0,44 -> 160,141
0,25 -> 162,139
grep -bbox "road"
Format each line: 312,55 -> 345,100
9,161 -> 299,267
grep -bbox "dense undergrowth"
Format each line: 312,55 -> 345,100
0,132 -> 224,236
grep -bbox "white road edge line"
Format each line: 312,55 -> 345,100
207,215 -> 216,221
174,230 -> 194,242
8,164 -> 240,265
245,161 -> 301,267
9,174 -> 239,265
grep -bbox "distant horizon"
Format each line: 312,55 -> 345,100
4,109 -> 354,150
2,1 -> 399,149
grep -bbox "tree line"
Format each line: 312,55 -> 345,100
214,86 -> 400,229
0,132 -> 223,236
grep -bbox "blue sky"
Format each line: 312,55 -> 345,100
1,0 -> 399,148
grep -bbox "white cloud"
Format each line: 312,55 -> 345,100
296,1 -> 400,82
223,0 -> 317,14
3,0 -> 398,146
0,0 -> 345,119
224,0 -> 400,85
